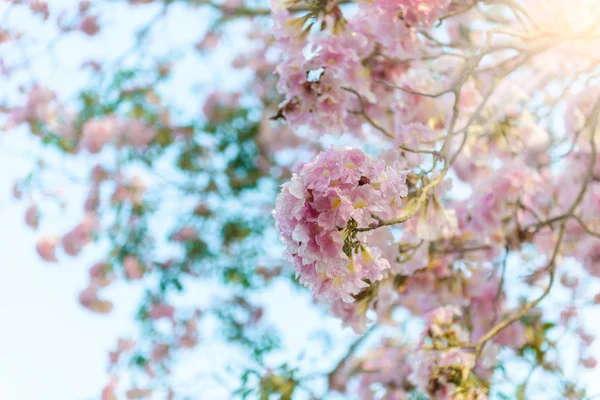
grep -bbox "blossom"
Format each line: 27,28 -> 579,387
79,285 -> 113,314
409,348 -> 480,400
353,340 -> 413,399
120,119 -> 156,148
269,0 -> 295,13
151,343 -> 169,361
202,91 -> 240,123
565,85 -> 600,134
274,147 -> 407,302
172,226 -> 198,242
275,36 -> 371,135
178,318 -> 199,349
61,213 -> 99,256
581,357 -> 598,369
36,235 -> 58,262
329,299 -> 371,333
422,305 -> 469,346
394,0 -> 452,27
196,32 -> 220,50
84,187 -> 100,212
80,16 -> 100,36
415,195 -> 459,241
12,181 -> 22,200
112,175 -> 146,206
108,338 -> 136,364
123,255 -> 144,280
81,117 -> 117,153
468,161 -> 542,235
126,388 -> 152,399
89,262 -> 113,287
148,303 -> 175,320
4,85 -> 56,129
24,204 -> 39,229
101,378 -> 118,400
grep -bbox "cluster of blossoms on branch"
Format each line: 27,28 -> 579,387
269,0 -> 600,397
274,146 -> 407,303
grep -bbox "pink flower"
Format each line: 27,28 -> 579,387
202,91 -> 240,123
394,0 -> 452,27
427,304 -> 462,327
61,214 -> 99,257
329,300 -> 371,333
172,226 -> 198,242
111,175 -> 146,206
275,36 -> 372,135
581,356 -> 598,369
151,343 -> 169,361
117,338 -> 136,352
415,196 -> 458,241
123,255 -> 144,280
565,85 -> 600,134
560,307 -> 577,325
560,274 -> 580,288
195,32 -> 220,50
468,161 -> 542,235
577,329 -> 595,346
79,1 -> 92,13
36,235 -> 58,262
421,305 -> 469,346
80,16 -> 100,36
409,348 -> 478,399
4,85 -> 56,129
12,181 -> 22,199
148,303 -> 175,320
126,388 -> 152,399
91,164 -> 108,182
108,338 -> 136,364
79,285 -> 113,314
89,262 -> 112,287
30,1 -> 49,20
24,204 -> 39,229
178,319 -> 199,349
81,117 -> 117,153
84,187 -> 100,212
101,378 -> 118,400
274,147 -> 407,304
120,119 -> 155,148
144,364 -> 155,378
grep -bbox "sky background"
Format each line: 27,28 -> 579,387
0,2 -> 210,398
0,135 -> 138,399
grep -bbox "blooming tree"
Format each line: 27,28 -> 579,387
2,0 -> 600,398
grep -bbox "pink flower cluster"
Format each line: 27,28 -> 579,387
202,90 -> 241,123
62,213 -> 99,256
35,213 -> 99,262
339,339 -> 413,398
409,348 -> 483,400
392,0 -> 453,27
408,306 -> 485,399
274,147 -> 407,302
101,309 -> 201,399
468,161 -> 542,235
334,315 -> 486,399
3,85 -> 56,130
79,262 -> 114,314
79,284 -> 113,314
81,117 -> 156,153
275,35 -> 371,135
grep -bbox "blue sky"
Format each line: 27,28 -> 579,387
0,133 -> 138,399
